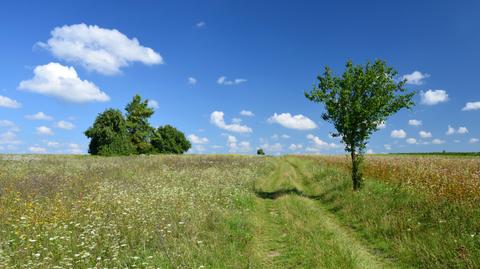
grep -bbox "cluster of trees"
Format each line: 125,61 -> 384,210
85,95 -> 191,156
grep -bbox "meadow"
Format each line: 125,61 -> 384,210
1,154 -> 479,268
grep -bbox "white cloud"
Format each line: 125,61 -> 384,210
188,134 -> 209,144
260,143 -> 283,153
0,95 -> 21,108
226,135 -> 251,153
420,90 -> 449,105
0,131 -> 21,145
19,62 -> 110,103
240,110 -> 254,117
56,120 -> 75,130
147,99 -> 159,110
0,120 -> 15,128
67,143 -> 83,154
376,121 -> 387,129
432,139 -> 445,145
210,111 -> 252,133
38,23 -> 163,75
406,138 -> 417,144
281,134 -> 290,139
29,146 -> 47,154
196,21 -> 206,28
366,149 -> 375,154
391,129 -> 407,139
446,125 -> 455,135
384,144 -> 392,150
231,118 -> 242,124
306,134 -> 341,150
46,141 -> 60,148
288,144 -> 303,151
457,127 -> 468,134
217,76 -> 247,85
470,138 -> 479,144
36,126 -> 54,136
25,112 -> 53,121
188,77 -> 197,85
462,101 -> 480,111
408,119 -> 422,126
419,131 -> 432,138
402,71 -> 430,85
268,113 -> 317,130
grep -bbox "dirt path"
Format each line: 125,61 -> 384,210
251,157 -> 395,268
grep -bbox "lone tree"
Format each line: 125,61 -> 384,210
257,148 -> 265,155
305,59 -> 414,190
125,95 -> 155,154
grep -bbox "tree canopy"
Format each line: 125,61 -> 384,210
305,59 -> 415,190
85,95 -> 191,156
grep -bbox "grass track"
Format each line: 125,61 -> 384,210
252,157 -> 394,268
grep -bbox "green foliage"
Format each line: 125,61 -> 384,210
305,59 -> 414,190
151,125 -> 191,154
125,95 -> 155,154
84,109 -> 136,156
257,148 -> 265,155
85,95 -> 189,156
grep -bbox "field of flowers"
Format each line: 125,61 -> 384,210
302,155 -> 480,206
0,155 -> 269,268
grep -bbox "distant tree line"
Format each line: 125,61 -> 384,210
85,95 -> 191,156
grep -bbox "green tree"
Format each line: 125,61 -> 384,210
305,59 -> 414,190
84,109 -> 136,156
151,125 -> 191,154
257,148 -> 265,155
125,95 -> 155,154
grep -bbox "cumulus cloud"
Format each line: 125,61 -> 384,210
188,134 -> 209,144
446,125 -> 469,135
288,144 -> 303,151
210,111 -> 252,133
226,135 -> 251,153
36,126 -> 54,136
376,121 -> 387,129
432,139 -> 445,145
402,71 -> 430,85
0,131 -> 21,145
408,119 -> 422,126
391,129 -> 407,138
240,110 -> 254,117
19,62 -> 110,103
268,113 -> 317,130
25,112 -> 53,121
260,143 -> 283,153
406,138 -> 417,144
384,144 -> 392,150
188,77 -> 197,85
457,127 -> 468,134
38,23 -> 163,75
462,101 -> 480,111
420,90 -> 449,105
196,21 -> 206,28
67,143 -> 83,154
29,146 -> 47,154
419,131 -> 432,138
55,120 -> 75,130
470,138 -> 479,144
46,141 -> 60,148
0,95 -> 21,108
446,125 -> 455,135
306,134 -> 341,151
147,99 -> 159,110
217,76 -> 247,85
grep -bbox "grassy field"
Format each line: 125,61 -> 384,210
1,154 -> 479,268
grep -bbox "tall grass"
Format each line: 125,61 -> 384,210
0,155 -> 268,268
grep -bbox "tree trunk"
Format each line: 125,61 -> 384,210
351,151 -> 362,191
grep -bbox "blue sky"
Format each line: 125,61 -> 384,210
0,0 -> 479,154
